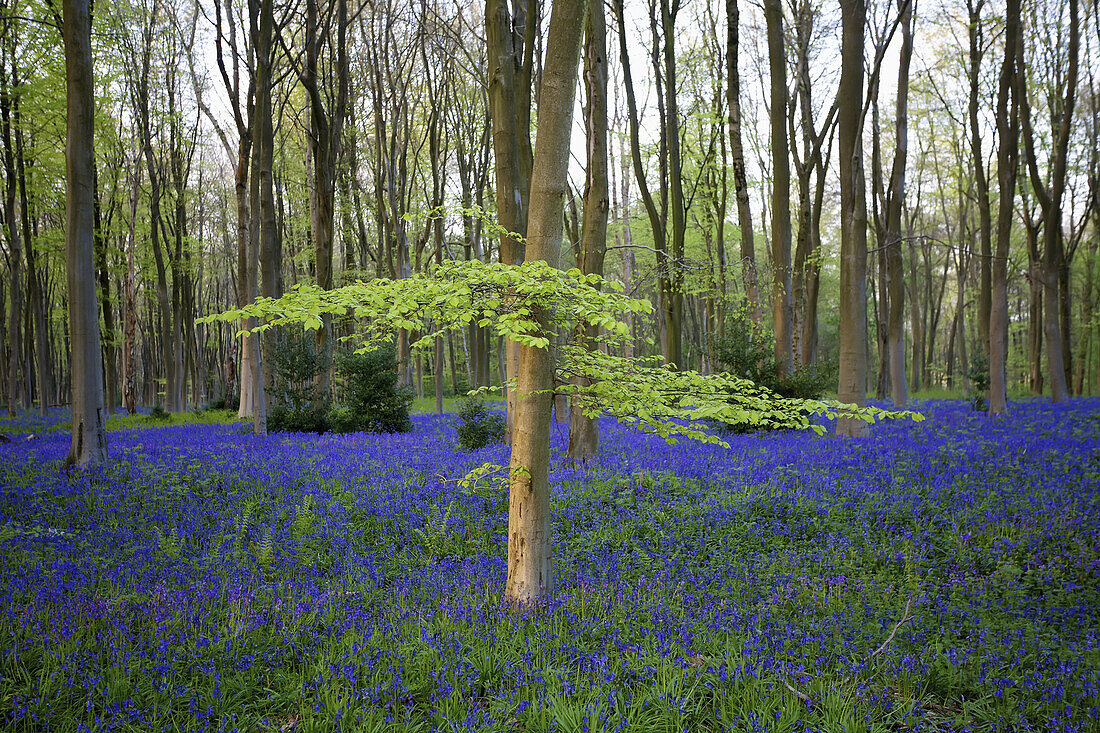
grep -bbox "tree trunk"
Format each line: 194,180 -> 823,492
1017,0 -> 1078,403
836,0 -> 868,437
63,0 -> 107,466
486,0 -> 530,436
506,0 -> 586,606
884,0 -> 912,408
966,2 -> 992,364
1,58 -> 23,417
568,0 -> 608,461
247,0 -> 275,435
989,0 -> 1020,414
764,0 -> 793,378
726,0 -> 761,327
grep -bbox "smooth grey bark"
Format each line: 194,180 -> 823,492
726,0 -> 760,327
506,0 -> 586,606
1,51 -> 23,417
567,0 -> 608,460
883,0 -> 913,407
763,0 -> 793,378
968,0 -> 992,361
989,0 -> 1020,414
301,0 -> 348,399
246,0 -> 274,434
486,0 -> 536,435
1018,0 -> 1078,403
63,0 -> 107,466
836,0 -> 868,437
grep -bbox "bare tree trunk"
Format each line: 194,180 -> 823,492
302,0 -> 348,402
486,0 -> 532,436
989,0 -> 1020,414
568,0 -> 608,460
659,0 -> 684,370
836,0 -> 868,437
726,0 -> 761,326
968,0 -> 992,362
764,0 -> 793,378
884,0 -> 912,408
1018,0 -> 1078,403
613,0 -> 666,359
1,54 -> 23,417
247,0 -> 275,435
507,0 -> 586,606
63,0 -> 107,466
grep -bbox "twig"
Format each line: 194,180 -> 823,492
780,676 -> 815,706
870,598 -> 913,660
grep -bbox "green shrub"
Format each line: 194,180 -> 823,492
332,345 -> 413,433
966,352 -> 990,411
455,397 -> 506,450
268,330 -> 330,412
147,404 -> 171,423
707,310 -> 835,434
263,329 -> 333,433
268,402 -> 331,433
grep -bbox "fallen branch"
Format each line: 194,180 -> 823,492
870,598 -> 913,660
779,676 -> 815,706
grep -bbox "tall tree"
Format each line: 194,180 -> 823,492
63,0 -> 107,465
883,0 -> 913,407
725,0 -> 760,327
1018,0 -> 1079,403
968,0 -> 992,362
486,0 -> 537,430
763,0 -> 792,378
836,0 -> 868,436
567,0 -> 608,460
989,0 -> 1020,414
300,0 -> 349,397
506,0 -> 586,605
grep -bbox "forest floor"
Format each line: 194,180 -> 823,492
0,399 -> 1097,732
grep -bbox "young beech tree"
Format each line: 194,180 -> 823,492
63,0 -> 107,466
205,259 -> 914,606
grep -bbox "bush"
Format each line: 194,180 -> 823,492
708,310 -> 835,433
147,404 -> 171,423
455,397 -> 506,450
966,352 -> 990,412
268,402 -> 331,434
333,345 -> 413,433
262,329 -> 333,433
711,311 -> 836,400
268,330 -> 330,412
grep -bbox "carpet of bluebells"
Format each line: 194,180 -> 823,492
1,400 -> 1098,732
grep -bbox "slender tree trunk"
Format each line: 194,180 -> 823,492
1018,0 -> 1078,403
63,0 -> 107,465
659,0 -> 684,370
247,0 -> 274,435
122,157 -> 141,414
764,0 -> 793,378
989,0 -> 1020,414
969,0 -> 992,362
486,0 -> 529,436
506,0 -> 586,606
568,0 -> 608,460
18,135 -> 50,416
726,0 -> 760,326
1,60 -> 23,417
836,0 -> 868,437
884,0 -> 912,407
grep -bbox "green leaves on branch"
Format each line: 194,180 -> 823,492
199,259 -> 921,440
557,347 -> 921,447
198,259 -> 644,353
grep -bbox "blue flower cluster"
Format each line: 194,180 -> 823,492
1,399 -> 1097,731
